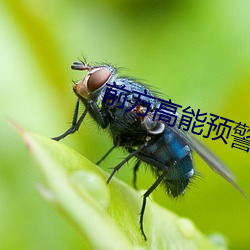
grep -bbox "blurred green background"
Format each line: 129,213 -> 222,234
1,0 -> 250,249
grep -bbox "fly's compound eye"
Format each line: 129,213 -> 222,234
87,68 -> 111,92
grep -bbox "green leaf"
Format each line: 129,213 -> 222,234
19,128 -> 227,250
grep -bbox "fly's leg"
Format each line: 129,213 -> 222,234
107,143 -> 146,184
96,145 -> 116,165
52,99 -> 88,141
88,100 -> 107,129
133,160 -> 141,189
52,99 -> 108,141
140,172 -> 167,240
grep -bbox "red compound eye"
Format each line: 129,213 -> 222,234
87,68 -> 111,92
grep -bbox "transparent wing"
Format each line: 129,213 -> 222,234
168,126 -> 247,198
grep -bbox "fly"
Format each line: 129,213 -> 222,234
52,60 -> 246,240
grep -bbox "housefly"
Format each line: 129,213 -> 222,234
52,60 -> 246,240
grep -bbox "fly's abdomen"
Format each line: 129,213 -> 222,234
162,128 -> 194,197
164,154 -> 193,197
137,127 -> 194,197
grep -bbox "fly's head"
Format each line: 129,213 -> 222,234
72,61 -> 116,100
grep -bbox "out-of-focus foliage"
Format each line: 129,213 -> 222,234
0,0 -> 249,249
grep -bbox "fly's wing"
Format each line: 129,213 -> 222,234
168,126 -> 247,198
